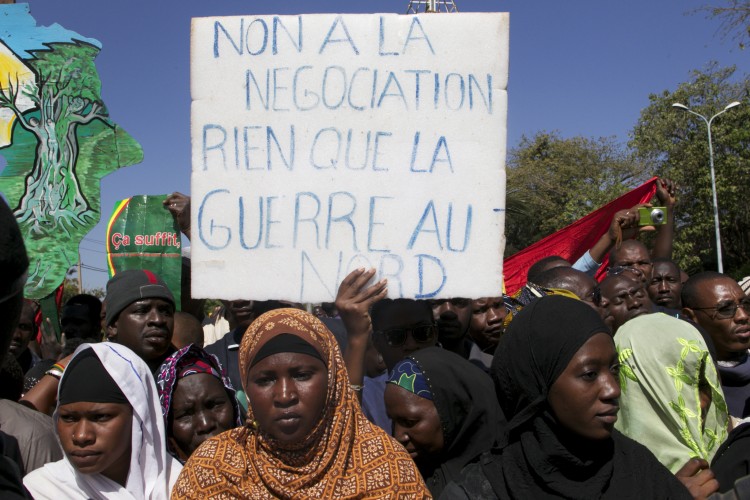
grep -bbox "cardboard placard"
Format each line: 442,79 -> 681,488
191,13 -> 508,302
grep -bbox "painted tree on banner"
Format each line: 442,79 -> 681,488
1,42 -> 105,236
0,4 -> 143,299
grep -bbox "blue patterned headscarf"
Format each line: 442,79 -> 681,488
387,358 -> 433,400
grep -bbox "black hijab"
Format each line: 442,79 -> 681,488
58,347 -> 128,405
480,295 -> 689,500
406,347 -> 503,496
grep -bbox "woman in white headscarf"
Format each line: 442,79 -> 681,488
24,343 -> 181,499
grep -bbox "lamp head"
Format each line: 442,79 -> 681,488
724,101 -> 741,111
672,103 -> 689,111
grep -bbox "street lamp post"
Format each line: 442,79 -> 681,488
672,101 -> 741,273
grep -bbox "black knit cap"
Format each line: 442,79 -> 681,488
105,269 -> 174,326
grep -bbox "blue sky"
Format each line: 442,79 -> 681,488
11,0 -> 749,290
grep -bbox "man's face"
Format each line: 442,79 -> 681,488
224,300 -> 256,331
431,298 -> 472,344
61,305 -> 99,340
373,301 -> 437,370
647,261 -> 682,309
612,243 -> 652,283
10,301 -> 35,358
685,278 -> 750,361
107,298 -> 174,363
564,274 -> 599,309
469,297 -> 506,351
598,275 -> 654,332
0,291 -> 24,360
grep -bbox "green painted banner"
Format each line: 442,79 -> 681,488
0,4 -> 144,299
106,195 -> 182,309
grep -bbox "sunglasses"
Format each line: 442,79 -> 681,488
375,323 -> 437,347
692,298 -> 750,320
606,266 -> 644,277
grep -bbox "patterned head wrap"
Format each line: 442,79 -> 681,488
172,308 -> 429,499
615,313 -> 729,473
177,358 -> 220,379
388,358 -> 433,400
501,283 -> 580,333
156,344 -> 242,462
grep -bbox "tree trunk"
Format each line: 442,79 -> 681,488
14,118 -> 93,237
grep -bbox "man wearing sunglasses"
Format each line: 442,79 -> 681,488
683,272 -> 750,417
371,299 -> 438,371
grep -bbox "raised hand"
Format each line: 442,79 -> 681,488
39,317 -> 62,360
335,268 -> 387,340
656,178 -> 677,207
164,192 -> 191,240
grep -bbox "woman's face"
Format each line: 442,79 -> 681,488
57,402 -> 133,485
547,332 -> 620,440
170,373 -> 236,457
384,384 -> 444,463
246,352 -> 328,443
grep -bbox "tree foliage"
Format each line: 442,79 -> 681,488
698,0 -> 750,49
60,270 -> 105,306
505,132 -> 647,254
629,64 -> 750,276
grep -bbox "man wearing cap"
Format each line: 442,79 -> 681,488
105,269 -> 176,374
20,269 -> 177,415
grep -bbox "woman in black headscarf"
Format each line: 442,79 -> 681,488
440,295 -> 691,499
385,347 -> 502,496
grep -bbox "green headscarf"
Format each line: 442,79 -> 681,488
615,313 -> 729,473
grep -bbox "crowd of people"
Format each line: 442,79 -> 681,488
3,179 -> 750,499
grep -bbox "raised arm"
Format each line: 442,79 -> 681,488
335,268 -> 387,401
586,208 -> 642,265
20,352 -> 74,415
652,178 -> 677,260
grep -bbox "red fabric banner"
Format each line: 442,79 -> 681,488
503,177 -> 659,295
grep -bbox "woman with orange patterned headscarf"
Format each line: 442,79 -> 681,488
171,308 -> 430,499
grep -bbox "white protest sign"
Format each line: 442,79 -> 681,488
191,13 -> 508,302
